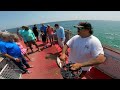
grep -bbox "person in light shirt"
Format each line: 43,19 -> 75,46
54,24 -> 65,49
60,22 -> 106,78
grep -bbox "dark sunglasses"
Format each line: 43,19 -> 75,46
77,27 -> 85,31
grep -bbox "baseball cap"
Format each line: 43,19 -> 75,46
74,22 -> 92,29
47,24 -> 50,27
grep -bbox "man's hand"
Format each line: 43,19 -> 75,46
70,63 -> 82,70
15,58 -> 20,62
59,53 -> 66,62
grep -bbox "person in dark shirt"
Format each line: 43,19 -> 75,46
32,24 -> 39,41
40,24 -> 48,43
40,30 -> 48,48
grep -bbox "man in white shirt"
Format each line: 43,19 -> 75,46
60,22 -> 106,77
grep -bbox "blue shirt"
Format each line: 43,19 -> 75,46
0,38 -> 3,41
0,41 -> 22,58
55,26 -> 65,39
40,26 -> 47,34
0,41 -> 5,53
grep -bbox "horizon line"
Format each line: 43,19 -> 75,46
2,19 -> 120,30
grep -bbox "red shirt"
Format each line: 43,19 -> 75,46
47,27 -> 54,35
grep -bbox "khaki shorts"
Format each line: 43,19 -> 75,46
58,38 -> 65,48
27,40 -> 37,47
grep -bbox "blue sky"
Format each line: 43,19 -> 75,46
1,11 -> 120,30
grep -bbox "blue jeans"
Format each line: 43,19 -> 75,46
12,54 -> 30,72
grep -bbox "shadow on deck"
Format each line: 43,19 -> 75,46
22,41 -> 63,79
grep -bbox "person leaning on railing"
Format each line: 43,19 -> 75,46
0,32 -> 31,74
60,22 -> 106,78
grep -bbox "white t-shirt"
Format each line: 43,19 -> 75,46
66,35 -> 104,71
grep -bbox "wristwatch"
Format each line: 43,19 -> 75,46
14,58 -> 17,61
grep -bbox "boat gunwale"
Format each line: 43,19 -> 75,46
103,44 -> 120,55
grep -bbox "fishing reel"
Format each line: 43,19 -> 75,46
60,62 -> 82,79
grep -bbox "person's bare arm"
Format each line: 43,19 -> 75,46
59,44 -> 69,61
2,53 -> 20,62
71,54 -> 106,70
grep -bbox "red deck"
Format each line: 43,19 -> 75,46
21,40 -> 116,79
21,41 -> 63,79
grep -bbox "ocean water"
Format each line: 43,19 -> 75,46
6,20 -> 120,50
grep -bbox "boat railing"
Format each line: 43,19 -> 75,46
95,48 -> 120,79
53,29 -> 74,43
103,44 -> 120,55
0,57 -> 22,79
64,29 -> 74,43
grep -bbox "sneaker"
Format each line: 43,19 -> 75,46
22,70 -> 31,74
38,48 -> 41,52
31,50 -> 34,53
37,40 -> 40,42
44,46 -> 46,49
25,70 -> 31,74
27,60 -> 34,62
50,44 -> 52,46
26,65 -> 34,69
30,60 -> 34,62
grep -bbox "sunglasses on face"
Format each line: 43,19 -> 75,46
77,27 -> 85,32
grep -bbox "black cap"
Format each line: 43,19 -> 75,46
74,22 -> 92,29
